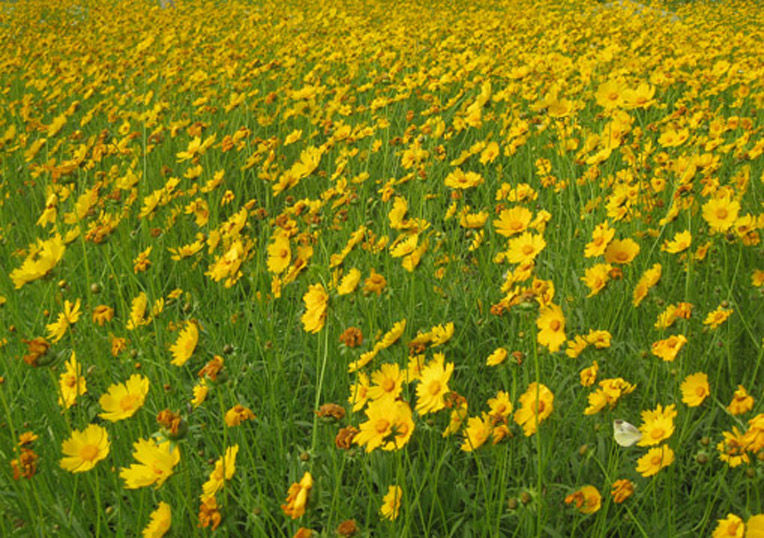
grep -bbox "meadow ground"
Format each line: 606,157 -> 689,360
0,0 -> 762,536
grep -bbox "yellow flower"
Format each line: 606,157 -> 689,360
702,196 -> 740,233
564,485 -> 601,514
595,79 -> 627,110
727,385 -> 754,415
610,479 -> 634,503
348,372 -> 370,412
92,305 -> 115,326
191,381 -> 208,408
301,283 -> 328,333
380,485 -> 402,521
10,234 -> 66,288
580,361 -> 599,387
46,299 -> 82,343
581,263 -> 612,297
224,404 -> 255,427
337,268 -> 361,295
716,427 -> 750,468
513,382 -> 554,436
460,414 -> 492,452
59,424 -> 109,473
354,398 -> 414,452
363,269 -> 387,296
487,391 -> 513,419
281,471 -> 313,519
143,502 -> 171,538
504,232 -> 546,264
637,403 -> 677,446
486,347 -> 508,366
415,354 -> 453,415
651,334 -> 687,361
202,445 -> 239,497
746,514 -> 764,538
444,168 -> 484,189
636,445 -> 674,477
133,246 -> 152,273
632,263 -> 661,307
126,292 -> 149,330
712,514 -> 745,538
604,238 -> 639,265
661,230 -> 692,254
170,321 -> 198,366
703,306 -> 733,329
99,374 -> 149,422
58,351 -> 87,409
584,222 -> 615,258
494,207 -> 533,237
120,438 -> 180,489
536,304 -> 566,353
680,373 -> 710,407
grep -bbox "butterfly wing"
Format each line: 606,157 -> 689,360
613,419 -> 642,447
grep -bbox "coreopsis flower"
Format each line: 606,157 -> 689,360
348,372 -> 370,412
59,424 -> 109,473
584,222 -> 615,258
680,372 -> 710,407
564,485 -> 601,514
363,269 -> 387,296
505,232 -> 546,264
99,374 -> 150,422
622,83 -> 655,109
702,196 -> 740,233
315,403 -> 345,421
11,448 -> 38,480
92,305 -> 115,326
267,232 -> 291,274
21,337 -> 50,366
191,381 -> 208,408
742,414 -> 764,453
636,445 -> 674,477
281,471 -> 313,519
339,327 -> 363,348
120,438 -> 181,489
536,304 -> 566,353
198,495 -> 221,530
301,283 -> 328,333
595,79 -> 627,110
224,404 -> 255,426
198,355 -> 224,382
651,334 -> 687,361
367,363 -> 405,402
58,351 -> 87,409
486,347 -> 508,366
133,247 -> 152,273
752,269 -> 764,287
335,426 -> 359,450
170,321 -> 198,366
415,354 -> 453,415
126,292 -> 150,330
156,410 -> 187,440
604,238 -> 639,265
585,329 -> 611,349
202,445 -> 239,497
581,263 -> 613,297
580,361 -> 598,387
292,528 -> 313,538
703,306 -> 733,329
338,268 -> 362,295
380,485 -> 402,521
442,396 -> 469,437
637,404 -> 677,447
727,385 -> 754,415
205,238 -> 249,287
110,334 -> 128,356
657,127 -> 689,148
143,502 -> 171,538
632,263 -> 661,307
661,230 -> 692,254
712,514 -> 745,538
336,519 -> 358,537
514,382 -> 554,436
444,168 -> 483,189
716,427 -> 750,468
584,378 -> 636,415
747,515 -> 764,538
487,391 -> 513,420
10,234 -> 66,288
46,299 -> 82,342
354,398 -> 414,452
494,207 -> 533,237
610,479 -> 634,503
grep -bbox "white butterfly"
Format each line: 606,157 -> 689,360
613,419 -> 642,447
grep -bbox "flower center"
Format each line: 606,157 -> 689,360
428,380 -> 442,395
120,394 -> 139,411
522,244 -> 535,255
79,444 -> 99,462
375,419 -> 390,434
650,428 -> 665,439
549,320 -> 561,331
716,208 -> 728,220
382,379 -> 395,392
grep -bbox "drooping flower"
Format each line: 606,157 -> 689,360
10,234 -> 66,288
224,404 -> 255,427
58,351 -> 87,409
46,299 -> 82,343
301,283 -> 328,333
348,372 -> 370,412
143,502 -> 171,538
460,414 -> 492,452
581,263 -> 613,297
59,424 -> 109,473
380,485 -> 402,521
337,268 -> 361,295
610,479 -> 634,503
120,438 -> 181,489
170,321 -> 198,366
92,305 -> 115,326
564,485 -> 601,514
99,374 -> 150,422
716,427 -> 750,468
661,230 -> 692,254
363,269 -> 387,296
281,471 -> 313,519
703,306 -> 733,329
727,385 -> 754,415
584,222 -> 615,258
485,347 -> 508,366
632,264 -> 661,307
651,334 -> 687,362
202,445 -> 239,497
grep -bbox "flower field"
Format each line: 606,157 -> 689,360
0,0 -> 762,536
